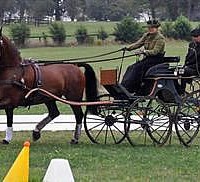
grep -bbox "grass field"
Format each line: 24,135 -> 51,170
3,21 -> 117,37
3,21 -> 118,46
0,38 -> 197,181
1,131 -> 200,181
3,21 -> 200,38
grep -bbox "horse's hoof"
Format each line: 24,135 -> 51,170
32,130 -> 41,141
70,139 -> 78,144
2,139 -> 9,145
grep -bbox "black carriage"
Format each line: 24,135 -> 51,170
84,56 -> 200,147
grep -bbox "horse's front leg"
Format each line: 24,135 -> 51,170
2,108 -> 14,144
70,106 -> 83,144
32,101 -> 60,141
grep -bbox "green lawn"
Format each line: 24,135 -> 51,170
1,131 -> 200,181
20,40 -> 187,67
3,21 -> 117,37
3,21 -> 200,38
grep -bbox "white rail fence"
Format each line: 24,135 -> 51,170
0,114 -> 76,131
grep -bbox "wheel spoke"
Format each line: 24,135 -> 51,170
84,94 -> 128,144
109,126 -> 117,144
88,122 -> 105,131
104,125 -> 108,144
126,97 -> 172,146
113,124 -> 126,135
175,90 -> 200,146
94,123 -> 106,141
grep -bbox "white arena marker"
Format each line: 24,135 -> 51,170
43,159 -> 74,182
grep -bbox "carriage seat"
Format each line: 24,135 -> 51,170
144,56 -> 180,79
144,63 -> 176,79
163,56 -> 180,63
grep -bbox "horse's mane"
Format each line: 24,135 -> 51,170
2,35 -> 22,63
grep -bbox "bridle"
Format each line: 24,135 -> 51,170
0,33 -> 39,92
0,27 -> 3,60
0,28 -> 28,90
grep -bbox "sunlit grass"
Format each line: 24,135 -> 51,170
3,21 -> 117,37
1,131 -> 200,181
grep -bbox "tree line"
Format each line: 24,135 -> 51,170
0,0 -> 200,23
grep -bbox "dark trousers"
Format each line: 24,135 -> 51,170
180,66 -> 198,93
121,56 -> 163,93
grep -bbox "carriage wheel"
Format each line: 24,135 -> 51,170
175,90 -> 200,146
84,94 -> 128,144
125,96 -> 172,146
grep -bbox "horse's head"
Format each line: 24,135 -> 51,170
0,27 -> 22,67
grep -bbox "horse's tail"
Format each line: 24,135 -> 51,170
77,63 -> 98,114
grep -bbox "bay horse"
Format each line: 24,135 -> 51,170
0,30 -> 98,144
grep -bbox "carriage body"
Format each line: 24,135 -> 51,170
99,56 -> 182,103
84,56 -> 200,147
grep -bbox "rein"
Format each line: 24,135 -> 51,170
36,48 -> 124,64
0,65 -> 30,90
0,47 -> 140,94
0,48 -> 140,67
0,80 -> 27,89
34,49 -> 140,65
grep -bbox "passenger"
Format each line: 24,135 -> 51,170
181,28 -> 200,93
122,19 -> 165,94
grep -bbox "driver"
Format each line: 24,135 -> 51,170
121,19 -> 165,94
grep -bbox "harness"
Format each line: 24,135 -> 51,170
0,61 -> 42,91
31,63 -> 42,87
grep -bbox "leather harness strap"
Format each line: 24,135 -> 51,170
31,63 -> 42,87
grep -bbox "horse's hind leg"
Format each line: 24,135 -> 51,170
2,108 -> 14,144
32,101 -> 60,141
70,105 -> 84,144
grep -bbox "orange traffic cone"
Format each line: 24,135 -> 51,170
3,141 -> 30,182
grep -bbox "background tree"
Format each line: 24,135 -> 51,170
75,25 -> 88,44
29,0 -> 55,21
86,0 -> 108,21
14,0 -> 30,21
114,17 -> 144,43
53,0 -> 62,21
182,0 -> 200,20
173,15 -> 192,40
1,0 -> 200,24
0,0 -> 14,23
148,0 -> 163,19
10,23 -> 30,47
49,22 -> 66,45
63,0 -> 86,21
107,1 -> 126,21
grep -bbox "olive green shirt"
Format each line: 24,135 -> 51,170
128,32 -> 165,56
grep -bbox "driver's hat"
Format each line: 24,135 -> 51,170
146,19 -> 161,28
191,28 -> 200,37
